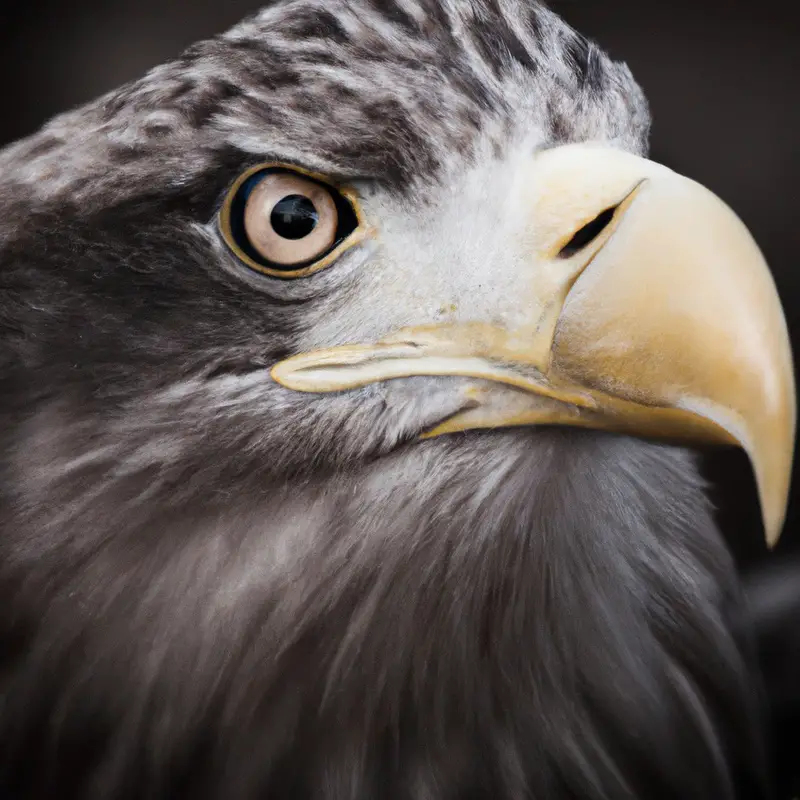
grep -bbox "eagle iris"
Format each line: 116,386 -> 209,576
219,165 -> 361,276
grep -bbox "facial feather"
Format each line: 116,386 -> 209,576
0,1 -> 769,799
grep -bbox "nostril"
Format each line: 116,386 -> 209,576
557,205 -> 618,259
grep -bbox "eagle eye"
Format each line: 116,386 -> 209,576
219,165 -> 362,278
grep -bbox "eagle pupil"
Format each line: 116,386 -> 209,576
270,195 -> 319,239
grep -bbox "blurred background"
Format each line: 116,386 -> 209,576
0,0 -> 797,566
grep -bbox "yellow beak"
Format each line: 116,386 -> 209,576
271,144 -> 796,547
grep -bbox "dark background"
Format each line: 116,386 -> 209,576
1,0 -> 798,566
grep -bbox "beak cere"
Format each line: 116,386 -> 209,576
271,144 -> 796,546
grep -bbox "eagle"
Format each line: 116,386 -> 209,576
0,1 -> 796,799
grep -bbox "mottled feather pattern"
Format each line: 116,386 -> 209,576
0,1 -> 770,799
0,0 -> 647,204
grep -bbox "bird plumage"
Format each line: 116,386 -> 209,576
0,1 -> 781,798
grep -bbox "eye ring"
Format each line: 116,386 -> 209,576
219,162 -> 367,279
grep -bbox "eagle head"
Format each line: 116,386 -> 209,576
0,2 -> 794,798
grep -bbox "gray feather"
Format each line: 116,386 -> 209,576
0,2 -> 767,799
